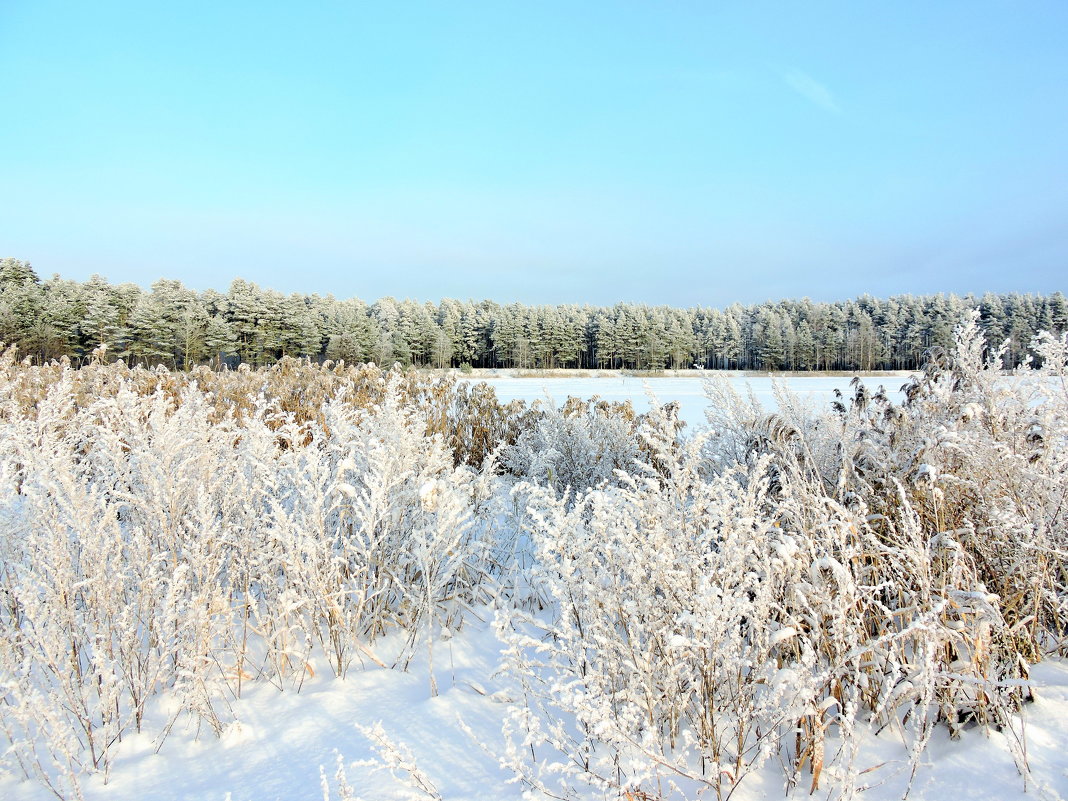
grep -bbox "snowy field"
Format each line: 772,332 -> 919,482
460,373 -> 912,429
4,322 -> 1067,801
5,617 -> 1068,801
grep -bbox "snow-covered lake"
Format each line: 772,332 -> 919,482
461,373 -> 913,429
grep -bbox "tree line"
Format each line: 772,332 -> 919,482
1,258 -> 1064,371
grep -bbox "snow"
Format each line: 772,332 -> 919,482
852,660 -> 1068,801
460,374 -> 911,429
5,617 -> 1067,801
1,622 -> 521,801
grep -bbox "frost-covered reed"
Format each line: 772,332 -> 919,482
0,358 -> 505,798
498,313 -> 1068,800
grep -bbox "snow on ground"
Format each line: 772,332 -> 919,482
5,614 -> 1067,801
460,374 -> 911,430
1,620 -> 523,801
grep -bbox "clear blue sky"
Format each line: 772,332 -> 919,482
1,1 -> 1066,306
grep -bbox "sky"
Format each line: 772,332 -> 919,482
1,1 -> 1066,307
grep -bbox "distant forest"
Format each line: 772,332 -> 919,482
1,258 -> 1064,371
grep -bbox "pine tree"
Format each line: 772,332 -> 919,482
79,274 -> 131,356
0,258 -> 43,352
204,315 -> 238,365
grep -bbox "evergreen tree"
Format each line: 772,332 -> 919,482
0,258 -> 43,353
79,274 -> 132,357
204,315 -> 238,365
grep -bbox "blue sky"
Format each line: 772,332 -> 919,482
1,1 -> 1065,306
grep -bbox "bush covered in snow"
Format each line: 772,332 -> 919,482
498,313 -> 1068,800
0,358 -> 505,798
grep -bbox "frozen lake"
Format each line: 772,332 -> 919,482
460,373 -> 913,430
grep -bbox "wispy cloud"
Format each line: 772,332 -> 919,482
784,69 -> 842,114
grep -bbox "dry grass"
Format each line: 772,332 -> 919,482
0,346 -> 535,468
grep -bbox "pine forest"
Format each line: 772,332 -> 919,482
2,258 -> 1065,372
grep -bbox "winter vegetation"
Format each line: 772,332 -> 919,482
1,258 -> 1066,372
1,310 -> 1067,800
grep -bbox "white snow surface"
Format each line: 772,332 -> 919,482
5,613 -> 1067,801
460,374 -> 910,430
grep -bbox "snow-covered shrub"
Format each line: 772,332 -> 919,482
503,446 -> 899,799
0,360 -> 502,796
309,380 -> 494,685
727,312 -> 1068,664
499,313 -> 1066,800
501,395 -> 682,497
